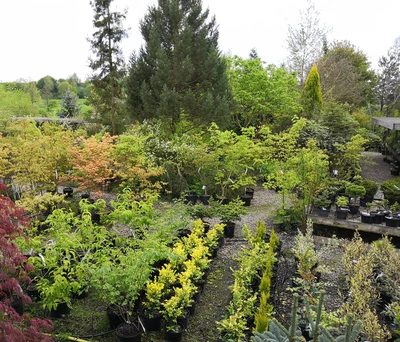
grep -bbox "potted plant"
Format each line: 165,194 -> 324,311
313,189 -> 331,217
141,281 -> 164,332
199,185 -> 211,205
185,203 -> 215,234
345,184 -> 366,215
360,202 -> 375,224
381,179 -> 400,206
386,202 -> 400,227
184,190 -> 198,205
212,197 -> 247,238
162,282 -> 196,340
358,178 -> 379,206
335,196 -> 349,220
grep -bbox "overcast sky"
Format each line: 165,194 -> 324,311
1,0 -> 399,82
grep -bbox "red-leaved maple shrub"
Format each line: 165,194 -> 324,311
0,183 -> 53,341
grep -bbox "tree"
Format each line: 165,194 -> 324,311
126,0 -> 232,133
302,64 -> 322,118
58,90 -> 81,118
0,85 -> 39,122
227,56 -> 301,130
58,81 -> 75,98
37,76 -> 57,111
377,36 -> 400,116
285,0 -> 329,85
66,133 -> 116,195
249,48 -> 259,60
317,40 -> 376,107
0,182 -> 53,341
88,0 -> 128,135
23,82 -> 41,104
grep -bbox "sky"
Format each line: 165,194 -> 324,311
0,0 -> 399,82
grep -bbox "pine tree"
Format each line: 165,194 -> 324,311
302,64 -> 322,118
58,90 -> 81,118
126,0 -> 232,132
88,0 -> 127,134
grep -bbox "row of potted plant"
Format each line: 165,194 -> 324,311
217,221 -> 278,341
140,219 -> 225,341
253,226 -> 280,334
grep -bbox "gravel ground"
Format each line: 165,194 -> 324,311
361,151 -> 395,184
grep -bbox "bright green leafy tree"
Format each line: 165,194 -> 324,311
227,56 -> 302,130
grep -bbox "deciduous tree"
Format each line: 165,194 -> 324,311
0,182 -> 53,341
227,56 -> 301,130
286,0 -> 329,85
317,40 -> 376,107
66,133 -> 116,195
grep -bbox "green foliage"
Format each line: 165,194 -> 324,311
336,196 -> 348,207
271,207 -> 302,232
213,197 -> 247,222
344,184 -> 366,199
381,179 -> 400,204
0,84 -> 40,124
302,64 -> 323,118
319,102 -> 359,142
227,56 -> 302,130
317,40 -> 377,107
354,178 -> 378,199
88,0 -> 127,134
58,90 -> 81,118
126,0 -> 232,132
331,134 -> 367,180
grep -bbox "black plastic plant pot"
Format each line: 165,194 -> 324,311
348,204 -> 360,215
50,302 -> 71,318
115,322 -> 143,342
62,187 -> 74,198
361,213 -> 375,224
373,213 -> 385,224
245,188 -> 255,199
164,325 -> 183,342
184,192 -> 198,205
335,209 -> 348,220
223,221 -> 235,238
240,195 -> 252,207
317,208 -> 329,217
143,314 -> 162,332
385,217 -> 399,227
199,194 -> 211,205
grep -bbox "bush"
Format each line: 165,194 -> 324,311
381,179 -> 400,204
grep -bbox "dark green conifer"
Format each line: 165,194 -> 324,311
126,0 -> 232,132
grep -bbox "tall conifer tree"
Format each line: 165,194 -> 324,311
126,0 -> 232,132
302,64 -> 322,118
88,0 -> 127,134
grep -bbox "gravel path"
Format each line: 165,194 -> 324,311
361,151 -> 394,184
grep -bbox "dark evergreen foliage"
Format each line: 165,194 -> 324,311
126,0 -> 232,132
58,90 -> 81,118
88,0 -> 127,134
377,37 -> 400,115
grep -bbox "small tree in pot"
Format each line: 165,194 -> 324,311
335,196 -> 349,220
212,197 -> 247,238
345,184 -> 366,215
